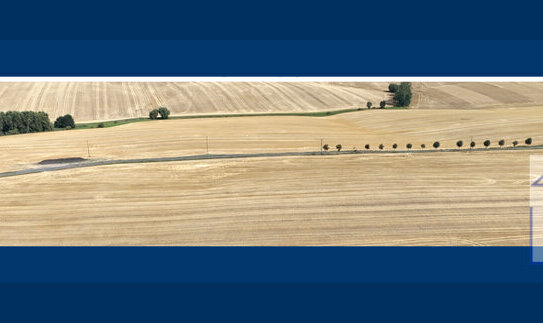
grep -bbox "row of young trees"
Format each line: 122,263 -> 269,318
322,138 -> 533,152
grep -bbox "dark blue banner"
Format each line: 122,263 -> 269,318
0,283 -> 540,322
0,40 -> 542,76
0,247 -> 541,283
2,0 -> 543,40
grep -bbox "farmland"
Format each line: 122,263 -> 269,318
0,82 -> 390,121
2,82 -> 543,122
0,151 -> 532,246
0,82 -> 541,245
412,82 -> 543,109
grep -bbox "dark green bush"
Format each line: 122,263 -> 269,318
158,107 -> 170,119
149,109 -> 159,120
388,84 -> 399,93
54,114 -> 75,129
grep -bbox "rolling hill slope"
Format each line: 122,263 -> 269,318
0,82 -> 390,122
412,82 -> 543,109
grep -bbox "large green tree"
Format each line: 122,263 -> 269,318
393,82 -> 412,107
158,107 -> 170,119
54,114 -> 75,129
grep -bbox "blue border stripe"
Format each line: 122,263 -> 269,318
2,0 -> 543,40
3,40 -> 543,76
0,247 -> 541,283
1,283 -> 542,322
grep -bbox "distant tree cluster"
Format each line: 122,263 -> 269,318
149,107 -> 171,120
390,82 -> 412,107
0,111 -> 53,136
54,114 -> 76,129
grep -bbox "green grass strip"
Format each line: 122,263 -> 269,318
69,106 -> 408,130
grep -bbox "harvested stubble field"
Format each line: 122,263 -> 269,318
0,151 -> 532,246
0,82 -> 542,246
412,82 -> 543,109
2,82 -> 543,121
0,82 -> 390,121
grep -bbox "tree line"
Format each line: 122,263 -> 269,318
322,138 -> 533,152
0,111 -> 78,136
0,111 -> 53,136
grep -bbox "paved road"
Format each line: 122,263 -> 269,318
1,145 -> 542,178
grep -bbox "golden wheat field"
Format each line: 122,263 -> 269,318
0,82 -> 542,246
411,82 -> 543,109
0,152 -> 531,246
0,82 -> 390,121
2,82 -> 543,121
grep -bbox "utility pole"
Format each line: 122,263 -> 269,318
320,138 -> 323,154
87,140 -> 91,158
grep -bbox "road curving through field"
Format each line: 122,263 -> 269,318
2,145 -> 542,179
